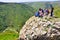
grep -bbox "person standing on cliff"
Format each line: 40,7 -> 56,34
50,4 -> 54,17
45,2 -> 54,17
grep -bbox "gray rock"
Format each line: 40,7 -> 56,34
19,16 -> 60,40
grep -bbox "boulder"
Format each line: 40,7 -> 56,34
19,16 -> 60,40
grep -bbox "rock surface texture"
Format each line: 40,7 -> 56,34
19,16 -> 60,40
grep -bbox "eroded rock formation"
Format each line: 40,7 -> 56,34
19,16 -> 60,40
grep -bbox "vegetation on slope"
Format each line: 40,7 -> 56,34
0,3 -> 35,40
0,30 -> 18,40
0,3 -> 34,33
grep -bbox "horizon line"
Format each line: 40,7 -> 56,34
0,1 -> 59,3
0,0 -> 59,3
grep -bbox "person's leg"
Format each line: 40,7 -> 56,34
50,12 -> 53,17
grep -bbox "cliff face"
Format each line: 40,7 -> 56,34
19,16 -> 60,40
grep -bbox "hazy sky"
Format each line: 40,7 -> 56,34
0,0 -> 59,2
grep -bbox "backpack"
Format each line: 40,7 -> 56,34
35,12 -> 39,17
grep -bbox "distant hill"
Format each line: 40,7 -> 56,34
0,3 -> 35,32
25,1 -> 60,11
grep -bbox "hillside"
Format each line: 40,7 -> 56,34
0,3 -> 35,32
25,1 -> 60,10
0,3 -> 34,40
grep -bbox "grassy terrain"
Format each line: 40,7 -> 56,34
0,30 -> 18,40
54,6 -> 60,17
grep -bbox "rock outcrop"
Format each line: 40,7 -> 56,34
19,16 -> 60,40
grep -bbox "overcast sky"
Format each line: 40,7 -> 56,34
0,0 -> 59,3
